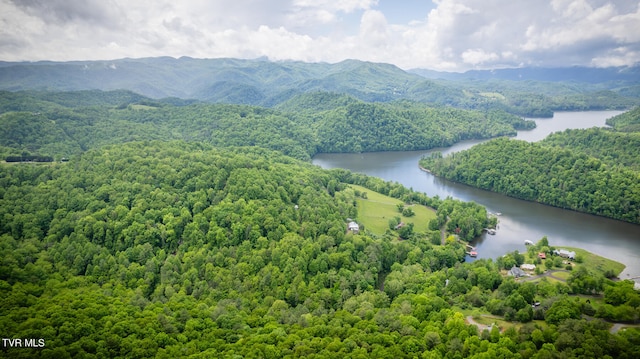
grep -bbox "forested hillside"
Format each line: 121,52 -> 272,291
0,90 -> 534,160
289,96 -> 533,153
607,106 -> 640,132
420,109 -> 640,224
543,128 -> 640,170
1,61 -> 639,358
1,57 -> 637,117
1,141 -> 638,358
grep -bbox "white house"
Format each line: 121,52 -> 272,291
521,264 -> 536,271
347,221 -> 360,234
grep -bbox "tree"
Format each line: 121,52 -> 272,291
402,207 -> 415,217
398,223 -> 414,240
545,296 -> 581,324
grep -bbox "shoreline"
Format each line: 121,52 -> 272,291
418,162 -> 640,227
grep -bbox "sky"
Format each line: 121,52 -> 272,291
1,0 -> 639,71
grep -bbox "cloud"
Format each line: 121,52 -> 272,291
461,49 -> 499,66
0,0 -> 638,71
402,0 -> 640,69
359,10 -> 389,48
9,0 -> 124,28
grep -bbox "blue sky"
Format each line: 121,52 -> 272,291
375,0 -> 436,24
1,0 -> 638,71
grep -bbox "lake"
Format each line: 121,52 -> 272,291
313,111 -> 640,281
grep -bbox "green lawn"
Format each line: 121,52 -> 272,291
558,246 -> 626,277
129,104 -> 159,110
349,184 -> 436,235
521,244 -> 625,278
552,271 -> 571,280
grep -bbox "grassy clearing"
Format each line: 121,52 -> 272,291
521,243 -> 625,278
479,92 -> 506,100
558,246 -> 626,276
129,104 -> 159,110
532,276 -> 563,284
552,271 -> 571,280
349,184 -> 436,235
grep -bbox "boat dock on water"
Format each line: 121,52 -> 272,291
464,242 -> 477,257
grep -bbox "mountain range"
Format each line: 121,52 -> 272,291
1,57 -> 639,116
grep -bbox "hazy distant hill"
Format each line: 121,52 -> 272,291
1,57 -> 639,116
0,57 -> 425,103
409,66 -> 640,84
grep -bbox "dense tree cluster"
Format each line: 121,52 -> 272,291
314,101 -> 534,153
543,128 -> 640,170
1,141 -> 638,358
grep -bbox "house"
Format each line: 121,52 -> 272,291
347,221 -> 360,234
521,264 -> 536,271
509,266 -> 527,278
538,252 -> 546,259
554,249 -> 576,260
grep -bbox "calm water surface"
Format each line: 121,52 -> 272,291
313,111 -> 640,280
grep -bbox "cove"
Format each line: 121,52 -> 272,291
313,111 -> 640,281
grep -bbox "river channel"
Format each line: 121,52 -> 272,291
312,111 -> 640,281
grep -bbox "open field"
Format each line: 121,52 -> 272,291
557,246 -> 626,277
349,184 -> 436,235
552,271 -> 571,280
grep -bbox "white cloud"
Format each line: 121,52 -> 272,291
359,10 -> 389,48
461,49 -> 499,66
0,0 -> 638,71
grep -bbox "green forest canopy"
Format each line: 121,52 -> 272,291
0,90 -> 535,161
1,141 -> 639,358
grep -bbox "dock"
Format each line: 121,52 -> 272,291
459,240 -> 477,257
465,243 -> 477,257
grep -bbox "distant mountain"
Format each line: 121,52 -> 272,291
0,57 -> 426,104
1,57 -> 638,116
409,66 -> 640,84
